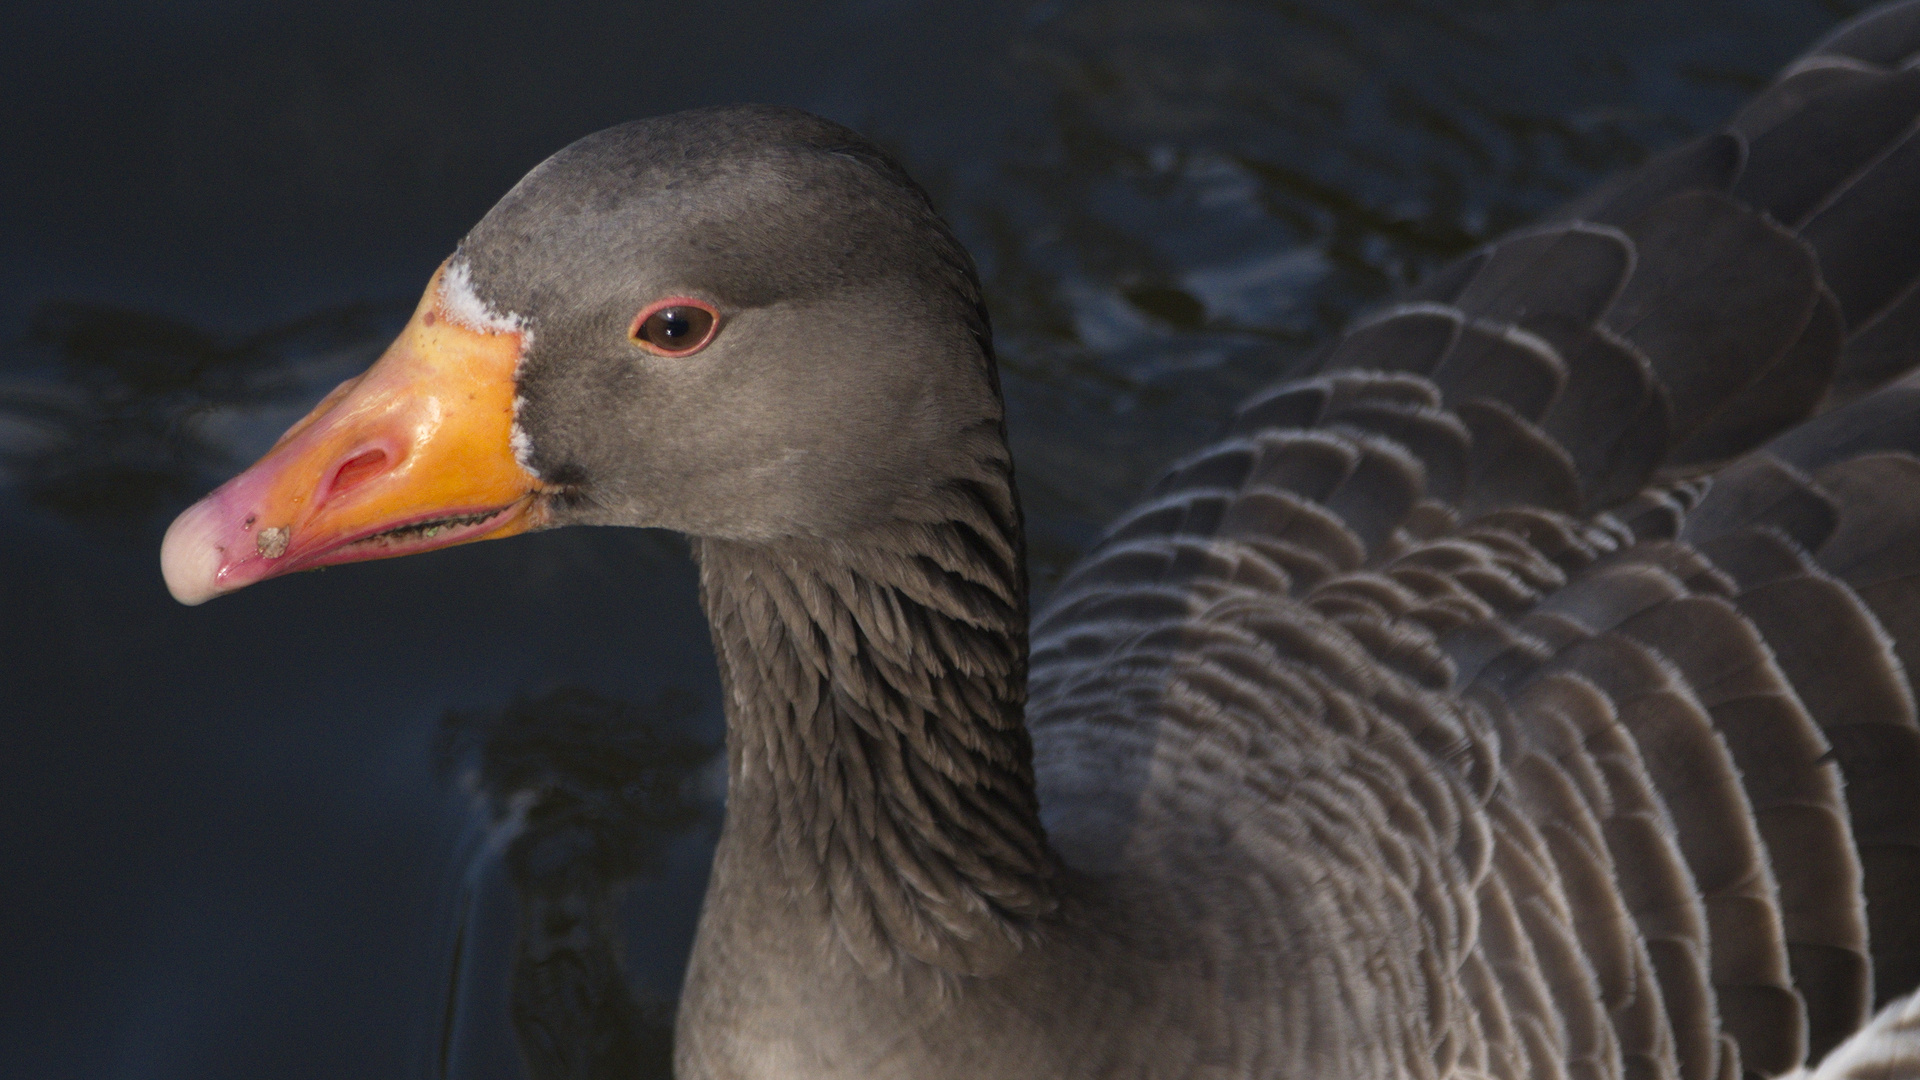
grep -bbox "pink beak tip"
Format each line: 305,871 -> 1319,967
160,496 -> 233,606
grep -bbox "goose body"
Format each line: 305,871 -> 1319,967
163,4 -> 1920,1078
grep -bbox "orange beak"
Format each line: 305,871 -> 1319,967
161,261 -> 550,605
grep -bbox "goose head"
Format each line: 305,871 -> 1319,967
161,105 -> 1009,604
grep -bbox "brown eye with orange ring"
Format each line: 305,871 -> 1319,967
630,298 -> 720,356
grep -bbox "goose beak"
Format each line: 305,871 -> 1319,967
160,262 -> 548,605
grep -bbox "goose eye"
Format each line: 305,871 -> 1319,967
631,299 -> 719,356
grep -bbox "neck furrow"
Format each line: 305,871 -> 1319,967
693,515 -> 1057,977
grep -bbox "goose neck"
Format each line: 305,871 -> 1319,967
691,521 -> 1057,976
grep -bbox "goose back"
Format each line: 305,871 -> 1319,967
1028,5 -> 1920,1078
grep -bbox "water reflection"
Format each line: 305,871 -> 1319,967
438,688 -> 718,1080
0,298 -> 402,532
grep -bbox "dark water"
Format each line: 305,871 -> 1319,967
0,0 -> 1868,1076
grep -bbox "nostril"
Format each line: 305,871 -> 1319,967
329,449 -> 390,500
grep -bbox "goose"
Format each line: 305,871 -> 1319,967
158,3 -> 1920,1078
